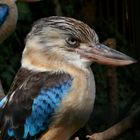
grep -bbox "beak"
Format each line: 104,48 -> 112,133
77,43 -> 136,66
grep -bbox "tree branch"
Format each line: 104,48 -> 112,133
53,0 -> 62,16
86,116 -> 131,140
0,80 -> 5,99
86,38 -> 139,140
86,105 -> 140,140
104,38 -> 119,122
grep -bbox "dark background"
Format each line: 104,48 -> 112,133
0,0 -> 140,139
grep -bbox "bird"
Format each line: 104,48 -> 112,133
0,16 -> 136,140
0,0 -> 17,44
0,0 -> 41,44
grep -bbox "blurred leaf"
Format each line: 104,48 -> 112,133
17,2 -> 32,22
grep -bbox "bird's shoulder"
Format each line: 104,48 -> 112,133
0,68 -> 73,139
7,67 -> 73,107
8,68 -> 32,94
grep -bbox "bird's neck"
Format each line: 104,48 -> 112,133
21,46 -> 89,77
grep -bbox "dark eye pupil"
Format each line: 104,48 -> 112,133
68,38 -> 77,45
66,37 -> 79,48
70,38 -> 76,43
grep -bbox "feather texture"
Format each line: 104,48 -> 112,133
0,68 -> 72,139
0,4 -> 9,25
0,96 -> 7,108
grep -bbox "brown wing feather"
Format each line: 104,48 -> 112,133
8,68 -> 32,94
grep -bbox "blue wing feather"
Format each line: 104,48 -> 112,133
0,96 -> 7,108
0,4 -> 9,25
0,71 -> 72,139
23,78 -> 72,138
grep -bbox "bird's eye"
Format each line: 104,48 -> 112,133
66,37 -> 79,48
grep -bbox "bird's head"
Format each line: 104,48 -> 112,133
22,16 -> 136,72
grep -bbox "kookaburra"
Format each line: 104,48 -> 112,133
0,16 -> 136,140
0,0 -> 41,44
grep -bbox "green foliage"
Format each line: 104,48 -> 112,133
0,1 -> 33,91
0,36 -> 21,91
17,2 -> 32,21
